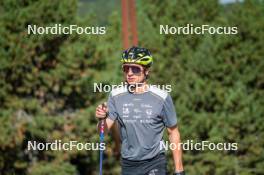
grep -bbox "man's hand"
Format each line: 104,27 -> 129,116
95,102 -> 114,133
95,102 -> 108,120
95,102 -> 120,159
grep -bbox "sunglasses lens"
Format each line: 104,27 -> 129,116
131,66 -> 141,74
122,66 -> 129,73
123,65 -> 142,74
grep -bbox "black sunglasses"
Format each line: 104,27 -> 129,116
122,65 -> 143,74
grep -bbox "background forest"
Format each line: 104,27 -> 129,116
0,0 -> 264,174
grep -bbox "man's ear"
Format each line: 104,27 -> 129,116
145,69 -> 149,75
144,68 -> 150,79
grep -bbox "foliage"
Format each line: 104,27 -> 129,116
0,0 -> 263,174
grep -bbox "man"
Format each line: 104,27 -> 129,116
95,46 -> 185,175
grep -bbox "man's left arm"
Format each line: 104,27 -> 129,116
167,125 -> 184,174
162,94 -> 185,174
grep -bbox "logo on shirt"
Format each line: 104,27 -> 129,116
140,119 -> 152,123
134,108 -> 142,113
141,103 -> 152,108
123,107 -> 129,114
123,119 -> 136,123
133,115 -> 141,119
133,98 -> 142,101
123,103 -> 134,107
146,109 -> 152,115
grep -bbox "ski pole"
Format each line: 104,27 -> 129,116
99,103 -> 106,175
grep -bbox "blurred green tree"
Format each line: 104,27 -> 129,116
137,0 -> 264,174
0,0 -> 121,174
0,0 -> 263,174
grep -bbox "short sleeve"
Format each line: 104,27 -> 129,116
107,93 -> 118,121
161,94 -> 177,127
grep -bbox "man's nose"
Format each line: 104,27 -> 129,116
127,68 -> 134,75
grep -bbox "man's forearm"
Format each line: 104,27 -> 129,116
97,119 -> 109,134
97,118 -> 115,134
168,128 -> 184,172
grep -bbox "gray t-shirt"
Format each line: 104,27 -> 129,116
107,85 -> 177,161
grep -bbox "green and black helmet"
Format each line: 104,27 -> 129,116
121,46 -> 153,67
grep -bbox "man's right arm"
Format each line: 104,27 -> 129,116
97,118 -> 115,134
95,103 -> 115,133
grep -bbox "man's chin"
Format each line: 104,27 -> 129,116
127,82 -> 144,87
127,81 -> 136,85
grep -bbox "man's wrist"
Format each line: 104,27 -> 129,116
173,171 -> 185,175
105,112 -> 109,118
99,112 -> 109,120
